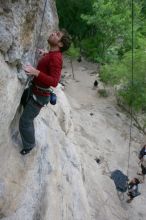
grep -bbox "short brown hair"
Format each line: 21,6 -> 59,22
60,29 -> 72,52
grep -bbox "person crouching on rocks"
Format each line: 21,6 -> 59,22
127,178 -> 141,203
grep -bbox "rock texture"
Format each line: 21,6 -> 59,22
0,1 -> 83,219
0,85 -> 90,220
0,1 -> 91,219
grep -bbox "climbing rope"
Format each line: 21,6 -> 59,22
33,0 -> 48,67
26,0 -> 48,87
127,0 -> 134,178
111,1 -> 134,200
22,0 -> 48,106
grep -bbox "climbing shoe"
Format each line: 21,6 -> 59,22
20,148 -> 33,155
126,199 -> 133,203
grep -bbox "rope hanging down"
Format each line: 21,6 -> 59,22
111,1 -> 134,199
127,0 -> 134,178
26,0 -> 48,86
33,0 -> 48,66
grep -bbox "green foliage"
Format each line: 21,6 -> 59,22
81,37 -> 103,62
55,0 -> 94,43
100,49 -> 146,111
56,0 -> 145,63
98,89 -> 108,97
141,0 -> 146,18
118,81 -> 146,111
65,43 -> 80,58
100,62 -> 127,85
81,0 -> 142,62
56,0 -> 146,113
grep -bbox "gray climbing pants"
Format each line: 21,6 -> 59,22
19,93 -> 50,150
19,98 -> 42,150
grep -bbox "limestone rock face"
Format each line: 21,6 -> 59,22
0,0 -> 58,64
0,0 -> 58,161
0,1 -> 86,219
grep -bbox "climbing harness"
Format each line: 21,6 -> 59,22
32,85 -> 57,105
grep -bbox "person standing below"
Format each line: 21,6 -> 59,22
127,178 -> 141,203
19,29 -> 71,155
139,145 -> 146,160
138,145 -> 146,182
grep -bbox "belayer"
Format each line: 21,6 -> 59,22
19,30 -> 71,155
127,178 -> 141,203
137,145 -> 146,182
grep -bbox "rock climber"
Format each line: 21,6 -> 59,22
19,29 -> 71,155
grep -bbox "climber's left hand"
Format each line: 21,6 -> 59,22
23,64 -> 40,77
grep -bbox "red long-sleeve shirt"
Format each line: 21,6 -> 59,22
32,50 -> 62,96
